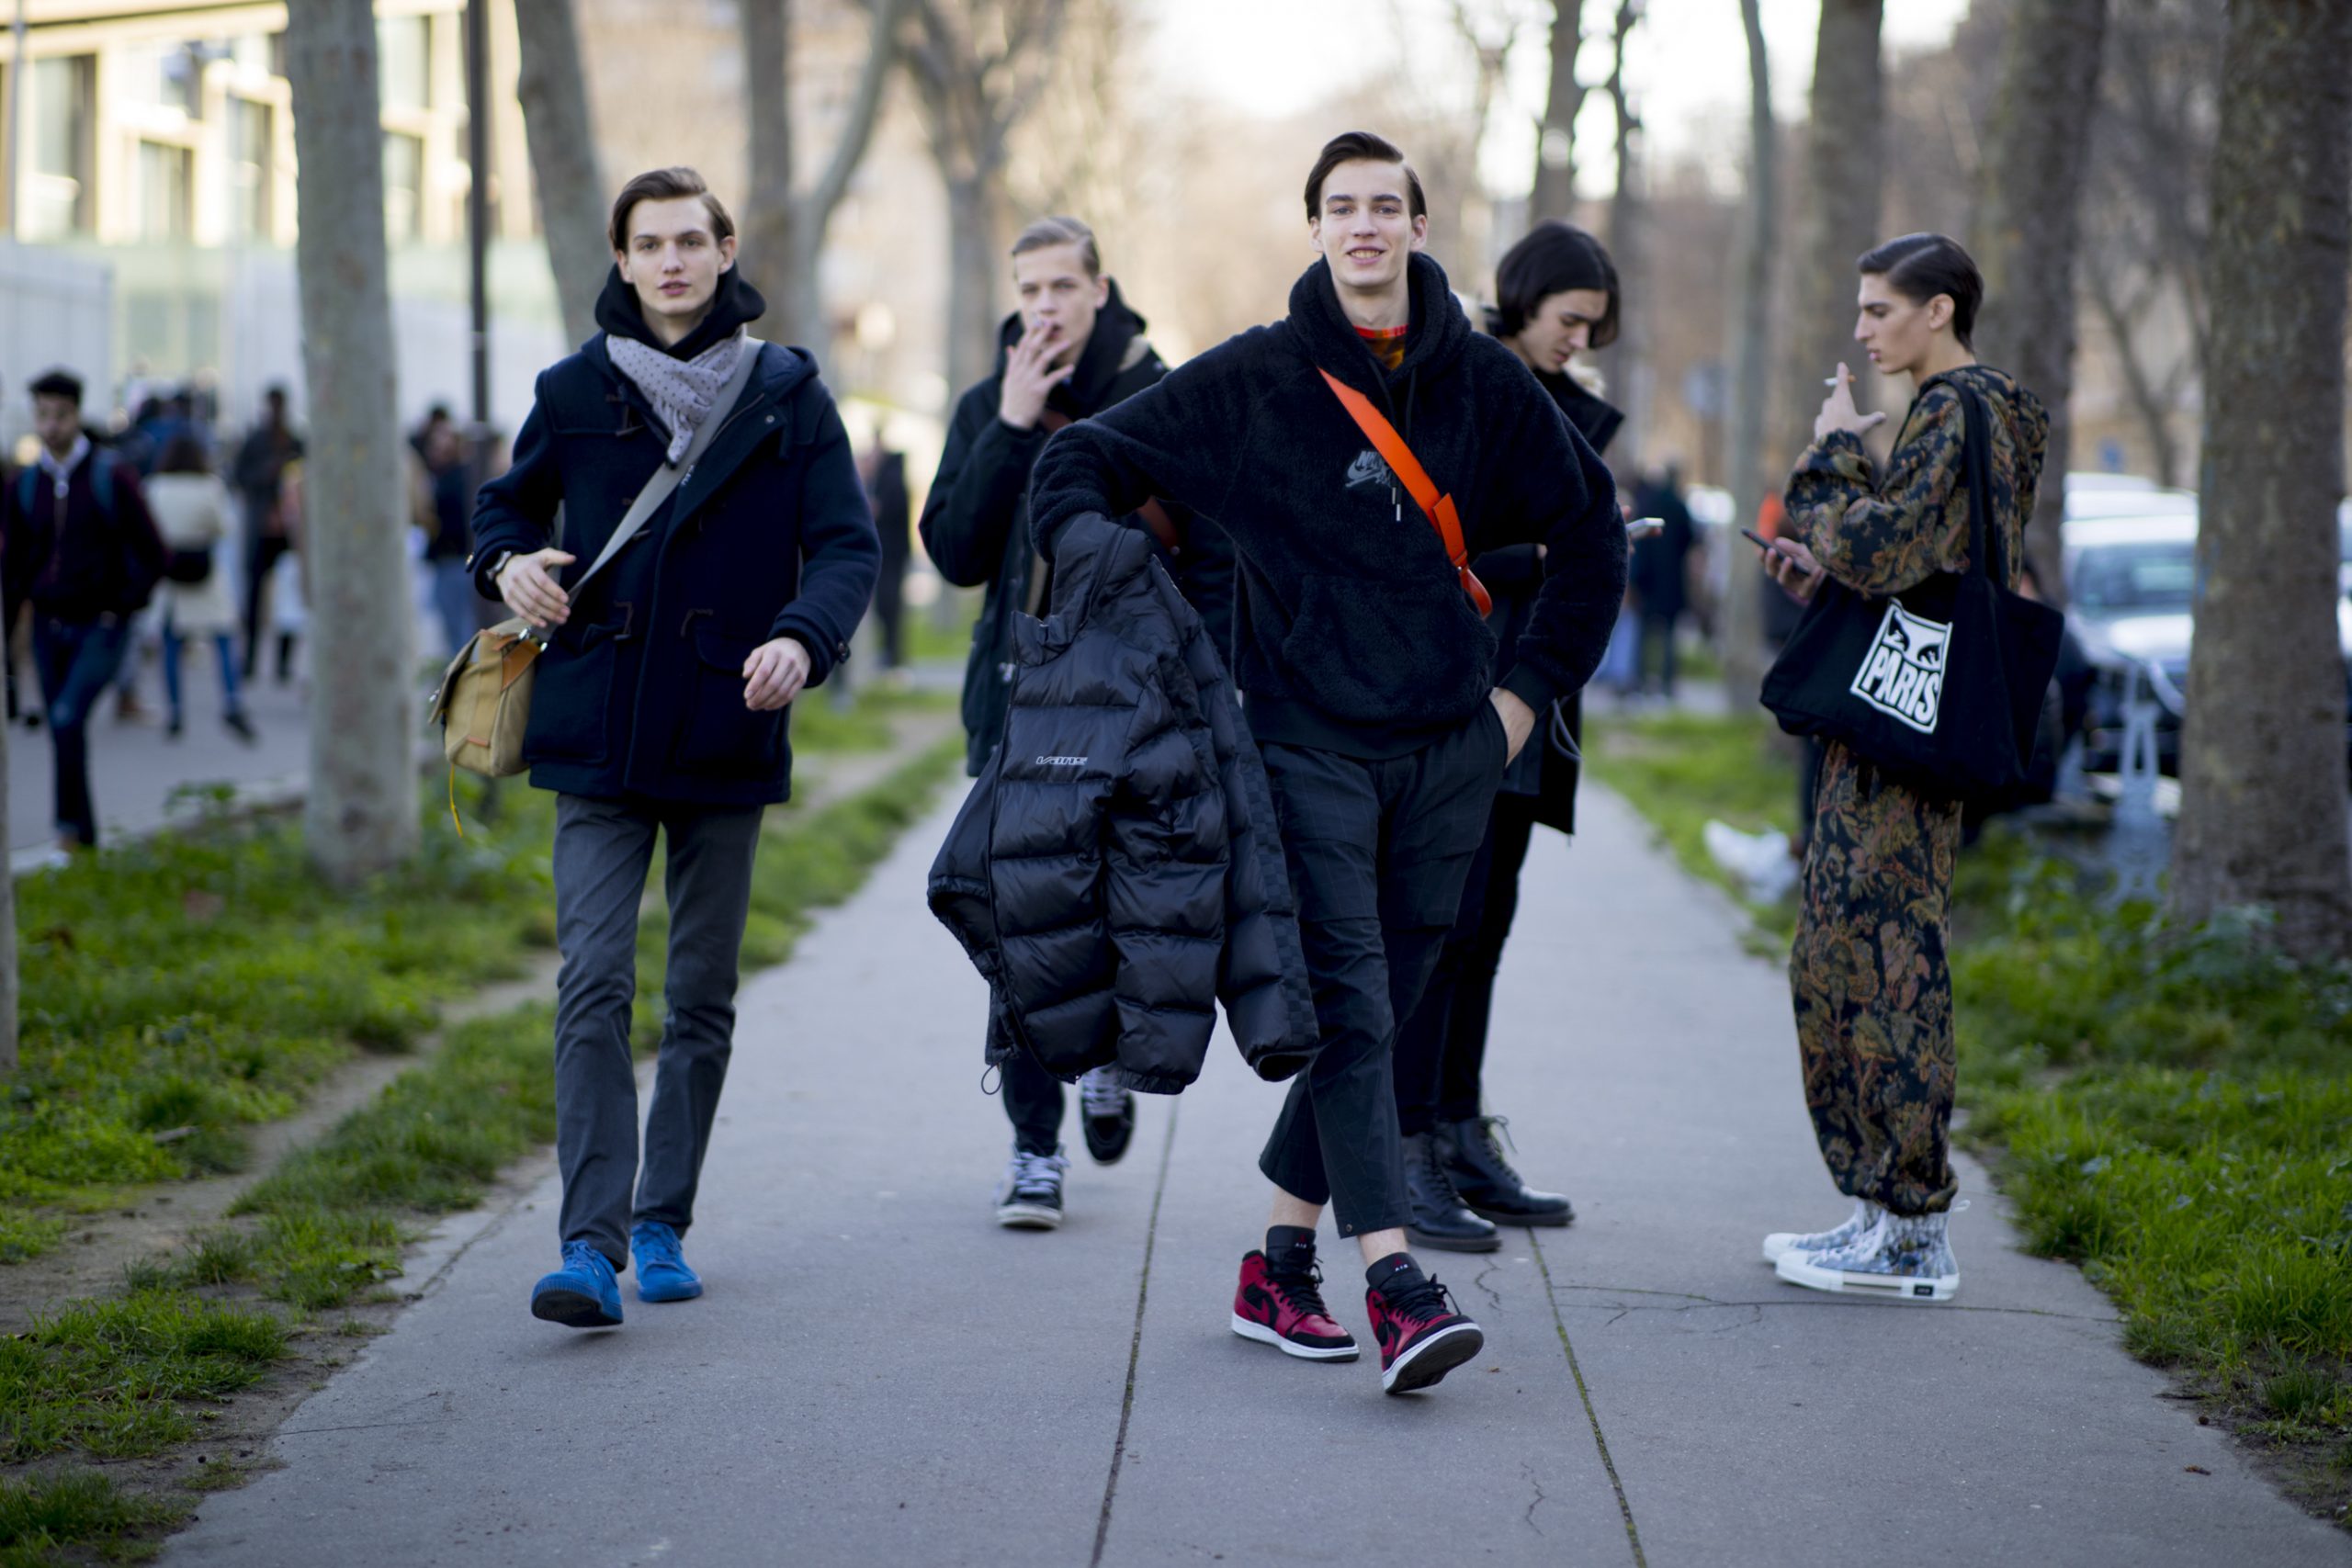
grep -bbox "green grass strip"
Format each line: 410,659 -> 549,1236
0,1469 -> 186,1564
1585,709 -> 1802,944
0,734 -> 960,1560
1,778 -> 562,1216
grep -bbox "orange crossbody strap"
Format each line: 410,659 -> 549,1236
1317,369 -> 1492,616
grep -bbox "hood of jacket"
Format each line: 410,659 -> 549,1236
594,263 -> 768,360
992,278 -> 1153,419
1926,364 -> 2049,457
1285,251 -> 1476,423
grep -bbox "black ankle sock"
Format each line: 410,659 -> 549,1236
1366,1253 -> 1424,1296
1266,1224 -> 1317,1264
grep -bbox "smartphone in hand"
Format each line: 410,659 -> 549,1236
1741,526 -> 1814,573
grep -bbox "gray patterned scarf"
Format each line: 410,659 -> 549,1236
606,328 -> 748,464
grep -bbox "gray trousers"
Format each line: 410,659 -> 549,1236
553,793 -> 765,1268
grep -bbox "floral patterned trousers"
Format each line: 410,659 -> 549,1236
1787,739 -> 1962,1216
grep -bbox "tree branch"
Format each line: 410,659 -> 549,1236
801,0 -> 907,233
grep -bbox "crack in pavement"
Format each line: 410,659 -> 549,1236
1090,1100 -> 1180,1568
275,1417 -> 450,1438
1604,1302 -> 1763,1332
1521,1461 -> 1548,1537
1552,1284 -> 2119,1325
1469,1260 -> 1505,1313
1530,1231 -> 1647,1568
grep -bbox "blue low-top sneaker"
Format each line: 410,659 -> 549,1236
631,1220 -> 704,1303
530,1240 -> 623,1327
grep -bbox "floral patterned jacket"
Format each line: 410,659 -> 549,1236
1784,364 -> 2050,599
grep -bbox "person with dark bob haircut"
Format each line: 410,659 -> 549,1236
1387,220 -> 1625,1254
1750,231 -> 2044,1303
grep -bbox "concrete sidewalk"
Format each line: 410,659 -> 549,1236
162,784 -> 2349,1567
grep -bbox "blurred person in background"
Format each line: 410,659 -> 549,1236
860,426 -> 910,671
415,420 -> 479,658
5,369 -> 166,851
1758,232 -> 2047,1303
145,434 -> 255,743
1388,220 -> 1622,1255
921,214 -> 1233,1232
0,411 -> 32,733
232,386 -> 304,682
1628,465 -> 1696,700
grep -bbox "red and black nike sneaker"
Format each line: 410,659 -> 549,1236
1365,1257 -> 1484,1394
1230,1250 -> 1360,1361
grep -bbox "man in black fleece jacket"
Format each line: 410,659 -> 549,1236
922,216 -> 1236,1231
1029,132 -> 1625,1395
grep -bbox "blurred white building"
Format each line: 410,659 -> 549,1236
0,0 -> 562,450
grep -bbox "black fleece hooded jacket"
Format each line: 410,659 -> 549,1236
1028,252 -> 1625,758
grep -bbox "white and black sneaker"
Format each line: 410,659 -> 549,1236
1761,1196 -> 1879,1263
1079,1066 -> 1137,1165
1775,1207 -> 1960,1302
994,1145 -> 1069,1230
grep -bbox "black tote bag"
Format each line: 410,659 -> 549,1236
1758,385 -> 2064,802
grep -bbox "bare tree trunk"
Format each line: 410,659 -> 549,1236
1529,0 -> 1585,222
903,0 -> 1069,398
1782,0 -> 1882,469
2170,0 -> 2352,960
1720,0 -> 1777,712
514,0 -> 607,348
2083,260 -> 2183,487
786,0 -> 905,351
1596,0 -> 1643,464
1972,0 -> 2108,609
0,711 -> 14,1076
944,168 -> 1003,400
285,0 -> 418,885
738,0 -> 800,329
738,0 -> 904,353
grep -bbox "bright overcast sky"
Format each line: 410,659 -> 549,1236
1138,0 -> 1971,194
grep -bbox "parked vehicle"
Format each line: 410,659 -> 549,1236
2064,471 -> 2198,525
2063,511 -> 2352,775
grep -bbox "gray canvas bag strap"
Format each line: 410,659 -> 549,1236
562,333 -> 765,605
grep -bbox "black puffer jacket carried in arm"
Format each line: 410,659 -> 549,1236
928,514 -> 1316,1092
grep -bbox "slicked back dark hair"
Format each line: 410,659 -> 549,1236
1857,231 -> 1983,348
1304,131 -> 1426,221
608,166 -> 735,253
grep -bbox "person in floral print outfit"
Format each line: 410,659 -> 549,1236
1753,232 -> 2049,1302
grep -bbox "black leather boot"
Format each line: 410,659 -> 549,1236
1439,1116 -> 1573,1227
1402,1132 -> 1500,1253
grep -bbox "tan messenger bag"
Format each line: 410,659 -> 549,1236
429,337 -> 764,779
